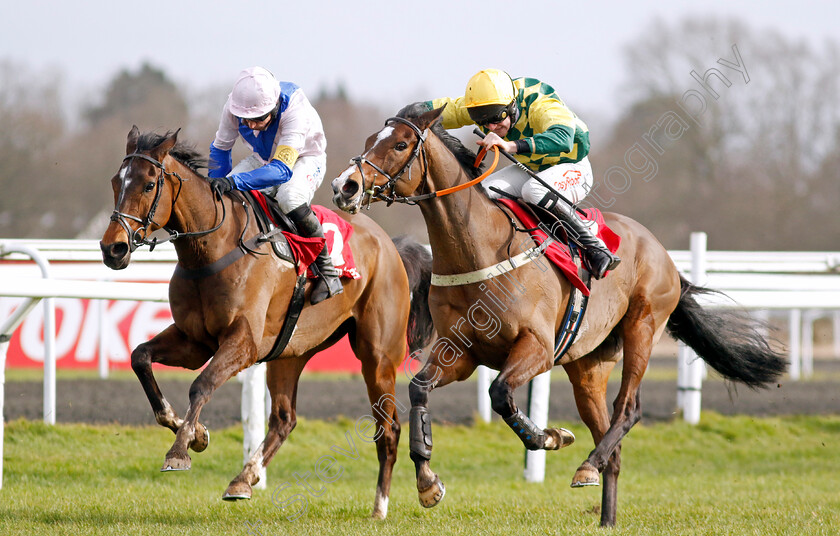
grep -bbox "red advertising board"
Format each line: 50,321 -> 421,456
0,297 -> 362,373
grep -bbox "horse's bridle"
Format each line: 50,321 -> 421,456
350,116 -> 430,209
349,116 -> 500,211
112,152 -> 224,252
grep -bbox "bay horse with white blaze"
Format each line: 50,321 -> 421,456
100,126 -> 434,519
331,105 -> 786,527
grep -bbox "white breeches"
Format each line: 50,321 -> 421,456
232,153 -> 327,213
482,157 -> 593,217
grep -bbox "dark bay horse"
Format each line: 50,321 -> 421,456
331,106 -> 786,526
100,127 -> 434,519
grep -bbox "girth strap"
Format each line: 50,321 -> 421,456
553,244 -> 592,363
258,272 -> 308,363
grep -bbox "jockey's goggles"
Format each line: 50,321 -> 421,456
468,103 -> 511,126
240,111 -> 272,124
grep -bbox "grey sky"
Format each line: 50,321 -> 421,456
1,0 -> 837,119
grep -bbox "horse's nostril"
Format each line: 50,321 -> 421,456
342,181 -> 359,196
101,241 -> 129,259
115,242 -> 129,257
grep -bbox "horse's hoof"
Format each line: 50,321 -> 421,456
418,476 -> 446,508
190,423 -> 210,453
571,463 -> 600,487
222,481 -> 253,501
543,427 -> 575,450
161,455 -> 191,472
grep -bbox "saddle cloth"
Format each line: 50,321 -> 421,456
497,198 -> 621,296
249,191 -> 360,279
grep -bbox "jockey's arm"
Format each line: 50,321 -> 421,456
208,106 -> 240,178
427,97 -> 475,129
521,96 -> 578,155
228,158 -> 294,190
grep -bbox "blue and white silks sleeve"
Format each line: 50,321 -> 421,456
208,143 -> 233,178
228,159 -> 293,190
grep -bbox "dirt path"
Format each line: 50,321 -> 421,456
5,360 -> 839,428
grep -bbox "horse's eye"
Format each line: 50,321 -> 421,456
144,182 -> 156,192
395,142 -> 408,151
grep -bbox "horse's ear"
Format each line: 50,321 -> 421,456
151,128 -> 181,160
413,105 -> 446,132
126,125 -> 140,154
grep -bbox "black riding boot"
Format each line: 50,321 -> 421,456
537,193 -> 620,280
286,205 -> 344,304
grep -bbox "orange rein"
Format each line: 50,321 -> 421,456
429,145 -> 499,198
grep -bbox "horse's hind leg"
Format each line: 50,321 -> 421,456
489,333 -> 575,451
131,323 -> 213,450
224,356 -> 307,501
569,300 -> 659,527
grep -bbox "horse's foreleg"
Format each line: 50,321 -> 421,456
223,357 -> 306,500
163,317 -> 258,471
359,353 -> 401,519
130,323 -> 212,439
490,332 -> 575,451
408,352 -> 476,509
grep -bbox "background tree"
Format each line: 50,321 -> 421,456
312,85 -> 429,243
0,61 -> 67,236
595,17 -> 840,250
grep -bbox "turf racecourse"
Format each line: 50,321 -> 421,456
1,414 -> 838,536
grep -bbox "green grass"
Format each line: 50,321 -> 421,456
2,414 -> 839,535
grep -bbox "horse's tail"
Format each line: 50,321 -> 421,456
666,275 -> 787,388
392,235 -> 435,353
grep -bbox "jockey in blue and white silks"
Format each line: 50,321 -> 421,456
207,66 -> 342,304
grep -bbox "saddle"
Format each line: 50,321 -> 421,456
493,195 -> 597,363
241,190 -> 298,264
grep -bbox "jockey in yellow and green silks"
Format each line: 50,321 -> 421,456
424,69 -> 619,280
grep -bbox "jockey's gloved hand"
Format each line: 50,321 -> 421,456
208,176 -> 234,198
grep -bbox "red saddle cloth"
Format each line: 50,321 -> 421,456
250,191 -> 360,279
497,199 -> 621,296
310,205 -> 361,280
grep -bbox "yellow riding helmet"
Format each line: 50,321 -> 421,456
463,69 -> 516,125
464,69 -> 515,108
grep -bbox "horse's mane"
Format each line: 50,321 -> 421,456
136,131 -> 208,174
396,103 -> 485,179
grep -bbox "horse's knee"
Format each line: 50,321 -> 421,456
408,375 -> 432,406
187,379 -> 213,407
488,379 -> 514,417
130,344 -> 152,374
269,407 -> 297,437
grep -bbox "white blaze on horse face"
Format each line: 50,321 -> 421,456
373,126 -> 394,148
333,164 -> 357,192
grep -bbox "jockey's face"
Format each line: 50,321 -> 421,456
485,116 -> 511,138
242,113 -> 272,131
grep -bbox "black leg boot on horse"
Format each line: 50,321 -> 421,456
537,192 -> 621,280
286,204 -> 345,304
